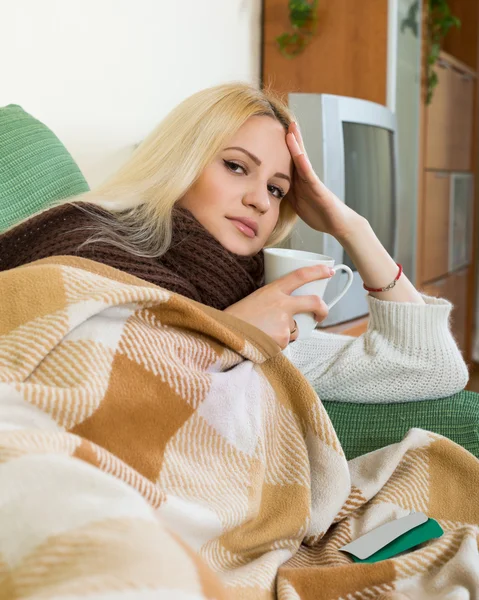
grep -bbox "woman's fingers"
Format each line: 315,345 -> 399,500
292,294 -> 329,324
287,131 -> 315,185
287,129 -> 304,157
290,121 -> 306,153
277,265 -> 333,296
225,262 -> 332,349
289,318 -> 299,341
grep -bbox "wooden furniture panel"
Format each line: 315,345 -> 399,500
450,68 -> 474,171
425,60 -> 454,170
464,4 -> 479,367
448,268 -> 469,352
443,0 -> 479,70
262,0 -> 388,105
425,54 -> 475,171
422,171 -> 450,282
421,277 -> 449,300
420,268 -> 469,355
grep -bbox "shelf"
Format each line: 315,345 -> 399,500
438,50 -> 477,78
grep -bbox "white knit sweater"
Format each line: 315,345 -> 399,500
282,293 -> 470,403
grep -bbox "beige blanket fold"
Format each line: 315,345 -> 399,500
0,256 -> 478,600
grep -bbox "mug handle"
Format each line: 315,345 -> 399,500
325,264 -> 354,310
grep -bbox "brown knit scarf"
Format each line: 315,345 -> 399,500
0,203 -> 265,310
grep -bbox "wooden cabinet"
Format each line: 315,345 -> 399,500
421,277 -> 448,301
421,170 -> 474,285
425,61 -> 455,170
421,268 -> 469,354
425,55 -> 475,171
443,0 -> 479,70
419,49 -> 477,363
422,171 -> 450,282
451,70 -> 474,170
262,0 -> 389,105
449,269 -> 469,352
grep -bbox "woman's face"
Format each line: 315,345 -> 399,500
177,115 -> 293,256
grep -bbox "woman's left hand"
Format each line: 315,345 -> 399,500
285,121 -> 365,241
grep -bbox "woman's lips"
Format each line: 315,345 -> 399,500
228,218 -> 256,238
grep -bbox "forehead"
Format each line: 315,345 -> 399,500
227,116 -> 292,174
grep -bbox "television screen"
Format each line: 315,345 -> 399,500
342,122 -> 396,272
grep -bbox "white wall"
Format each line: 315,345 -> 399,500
0,0 -> 262,188
388,0 -> 422,286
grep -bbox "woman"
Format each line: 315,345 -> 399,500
0,81 -> 468,402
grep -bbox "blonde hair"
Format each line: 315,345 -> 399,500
52,81 -> 299,257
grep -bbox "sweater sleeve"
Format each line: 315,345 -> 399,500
281,293 -> 470,403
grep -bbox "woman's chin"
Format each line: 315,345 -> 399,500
220,236 -> 261,257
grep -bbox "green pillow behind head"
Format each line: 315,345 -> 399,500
0,104 -> 89,232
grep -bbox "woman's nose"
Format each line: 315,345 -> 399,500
242,189 -> 270,213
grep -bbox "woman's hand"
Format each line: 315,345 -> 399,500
285,121 -> 366,241
224,264 -> 333,350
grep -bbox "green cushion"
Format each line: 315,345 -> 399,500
323,389 -> 479,460
0,104 -> 89,232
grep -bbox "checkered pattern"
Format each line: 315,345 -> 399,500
0,256 -> 478,599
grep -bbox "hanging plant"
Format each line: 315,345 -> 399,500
276,0 -> 320,59
426,0 -> 461,104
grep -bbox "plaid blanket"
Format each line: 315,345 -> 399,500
1,256 -> 478,599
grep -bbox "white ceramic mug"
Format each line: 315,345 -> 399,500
263,248 -> 354,340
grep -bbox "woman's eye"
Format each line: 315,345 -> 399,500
268,185 -> 286,200
224,160 -> 285,200
224,160 -> 246,175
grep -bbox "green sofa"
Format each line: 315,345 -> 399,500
1,103 -> 478,461
324,389 -> 479,460
0,104 -> 89,232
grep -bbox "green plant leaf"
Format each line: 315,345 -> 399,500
426,0 -> 460,104
276,0 -> 319,58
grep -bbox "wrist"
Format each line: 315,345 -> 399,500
335,215 -> 372,247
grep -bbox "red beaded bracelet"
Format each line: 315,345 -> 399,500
363,263 -> 403,293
